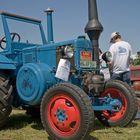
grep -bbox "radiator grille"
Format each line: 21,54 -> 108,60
24,54 -> 33,63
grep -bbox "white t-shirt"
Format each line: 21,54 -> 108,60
109,41 -> 132,74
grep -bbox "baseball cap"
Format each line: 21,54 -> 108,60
110,32 -> 120,43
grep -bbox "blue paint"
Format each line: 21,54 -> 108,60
92,97 -> 122,111
56,109 -> 66,122
16,63 -> 56,105
0,12 -> 47,54
0,11 -> 123,113
0,54 -> 16,69
1,15 -> 12,52
45,8 -> 54,43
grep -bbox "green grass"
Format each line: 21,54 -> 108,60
0,109 -> 140,140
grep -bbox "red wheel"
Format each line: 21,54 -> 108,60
47,94 -> 80,136
40,83 -> 94,140
101,88 -> 127,121
95,80 -> 138,127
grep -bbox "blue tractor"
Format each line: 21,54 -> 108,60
0,0 -> 137,140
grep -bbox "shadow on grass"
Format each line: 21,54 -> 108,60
93,119 -> 105,130
93,119 -> 138,131
3,109 -> 139,138
3,112 -> 43,130
84,135 -> 98,140
48,135 -> 98,140
31,120 -> 44,130
126,121 -> 138,128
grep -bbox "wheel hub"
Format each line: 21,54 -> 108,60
55,108 -> 67,122
101,88 -> 127,121
51,99 -> 78,131
110,98 -> 122,111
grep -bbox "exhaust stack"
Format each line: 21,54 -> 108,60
45,8 -> 54,43
85,0 -> 103,71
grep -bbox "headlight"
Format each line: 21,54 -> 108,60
64,46 -> 74,58
102,51 -> 112,62
106,51 -> 112,62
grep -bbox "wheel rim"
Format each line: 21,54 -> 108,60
101,88 -> 127,121
46,93 -> 80,137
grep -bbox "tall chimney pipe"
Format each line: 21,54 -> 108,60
85,0 -> 103,72
45,8 -> 54,43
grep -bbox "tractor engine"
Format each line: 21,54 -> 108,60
83,72 -> 104,96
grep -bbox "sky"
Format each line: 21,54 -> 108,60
0,0 -> 139,54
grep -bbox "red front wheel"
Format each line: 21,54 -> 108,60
95,80 -> 138,127
40,83 -> 94,140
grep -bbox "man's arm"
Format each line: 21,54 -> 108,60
107,61 -> 112,72
129,44 -> 133,65
108,45 -> 114,72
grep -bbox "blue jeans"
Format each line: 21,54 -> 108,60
111,71 -> 131,86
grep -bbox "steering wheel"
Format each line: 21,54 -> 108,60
0,32 -> 21,50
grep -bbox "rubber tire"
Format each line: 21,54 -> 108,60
40,83 -> 94,140
115,80 -> 138,121
95,80 -> 138,127
0,74 -> 13,128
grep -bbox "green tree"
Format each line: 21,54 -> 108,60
133,55 -> 140,66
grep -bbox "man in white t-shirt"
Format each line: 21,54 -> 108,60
108,32 -> 132,85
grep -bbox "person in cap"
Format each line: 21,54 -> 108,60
108,32 -> 132,85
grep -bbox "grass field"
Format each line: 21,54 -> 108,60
0,109 -> 140,140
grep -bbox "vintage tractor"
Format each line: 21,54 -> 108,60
0,0 -> 138,140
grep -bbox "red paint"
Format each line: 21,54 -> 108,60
80,51 -> 92,61
46,94 -> 80,137
133,81 -> 140,91
130,65 -> 140,81
101,88 -> 127,121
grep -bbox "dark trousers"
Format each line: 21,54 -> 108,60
111,71 -> 131,85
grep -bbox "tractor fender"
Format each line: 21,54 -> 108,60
16,63 -> 56,105
0,54 -> 16,69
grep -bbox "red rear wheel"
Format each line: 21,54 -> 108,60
101,88 -> 127,121
95,80 -> 137,127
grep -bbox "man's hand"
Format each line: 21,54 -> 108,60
107,61 -> 112,72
